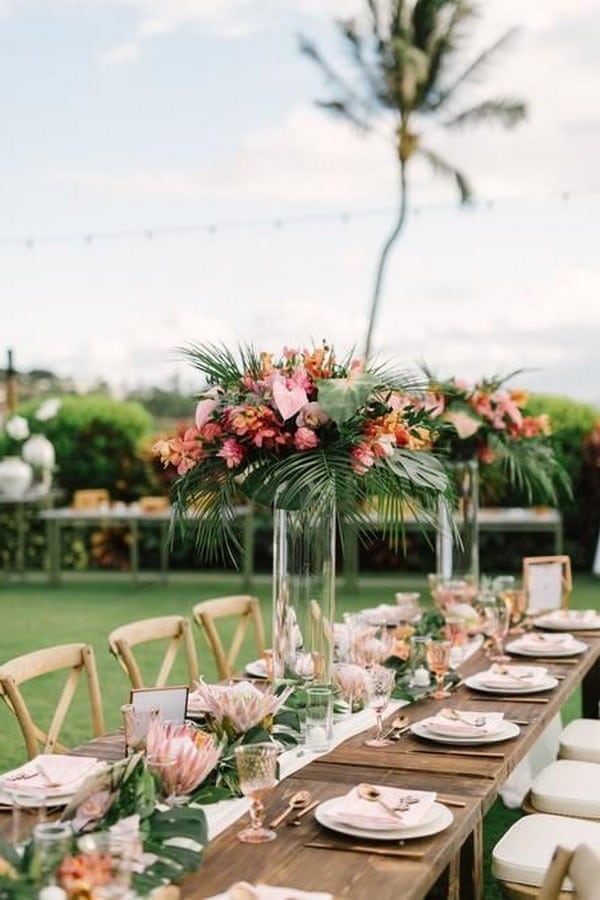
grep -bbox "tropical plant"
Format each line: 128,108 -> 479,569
299,0 -> 527,358
154,340 -> 451,561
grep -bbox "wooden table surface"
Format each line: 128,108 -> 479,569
2,633 -> 599,900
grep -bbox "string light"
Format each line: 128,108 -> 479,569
0,185 -> 597,251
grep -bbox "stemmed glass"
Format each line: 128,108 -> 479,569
488,601 -> 512,663
426,640 -> 452,699
364,665 -> 396,747
234,743 -> 279,843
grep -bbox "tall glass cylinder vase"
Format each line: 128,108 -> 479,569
272,503 -> 336,684
436,459 -> 479,583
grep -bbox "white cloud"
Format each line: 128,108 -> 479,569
98,42 -> 141,65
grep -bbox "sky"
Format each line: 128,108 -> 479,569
1,0 -> 599,405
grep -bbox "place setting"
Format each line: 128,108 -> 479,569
505,631 -> 588,658
307,781 -> 454,857
463,663 -> 559,695
532,609 -> 600,633
409,708 -> 521,747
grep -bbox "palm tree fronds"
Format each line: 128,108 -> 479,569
316,100 -> 372,132
443,97 -> 527,130
431,27 -> 521,111
417,146 -> 472,202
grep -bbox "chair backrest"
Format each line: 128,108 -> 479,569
192,595 -> 266,680
108,615 -> 200,689
538,843 -> 600,899
522,555 -> 572,613
0,643 -> 105,760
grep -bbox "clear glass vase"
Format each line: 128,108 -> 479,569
272,503 -> 336,684
436,459 -> 479,583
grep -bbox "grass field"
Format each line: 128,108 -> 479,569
0,569 -> 598,897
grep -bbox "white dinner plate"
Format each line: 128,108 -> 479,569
245,659 -> 267,678
464,673 -> 558,694
315,797 -> 453,841
533,612 -> 600,631
506,637 -> 588,658
0,761 -> 106,808
410,720 -> 520,745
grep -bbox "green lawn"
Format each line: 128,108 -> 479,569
0,570 -> 598,898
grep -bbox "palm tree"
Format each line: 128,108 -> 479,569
299,0 -> 527,359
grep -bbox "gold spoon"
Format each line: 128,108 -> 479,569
383,715 -> 409,740
357,783 -> 417,816
268,789 -> 312,828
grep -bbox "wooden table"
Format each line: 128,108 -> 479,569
40,504 -> 255,587
2,634 -> 598,900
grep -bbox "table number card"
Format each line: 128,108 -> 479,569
130,685 -> 189,723
527,562 -> 563,612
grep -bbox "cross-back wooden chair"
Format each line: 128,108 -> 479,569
0,643 -> 105,760
192,595 -> 266,680
537,843 -> 600,900
108,615 -> 200,689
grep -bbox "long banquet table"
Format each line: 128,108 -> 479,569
2,635 -> 599,900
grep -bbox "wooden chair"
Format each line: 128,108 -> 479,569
0,643 -> 105,760
538,843 -> 600,899
108,615 -> 200,689
192,595 -> 266,680
522,555 -> 572,613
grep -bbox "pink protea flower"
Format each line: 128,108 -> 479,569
145,720 -> 221,795
190,680 -> 293,738
332,663 -> 368,707
294,426 -> 319,451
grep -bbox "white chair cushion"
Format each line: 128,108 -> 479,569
559,719 -> 600,763
492,813 -> 600,889
531,760 -> 600,818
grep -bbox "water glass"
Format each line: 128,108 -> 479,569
4,787 -> 46,848
408,635 -> 431,687
32,822 -> 73,888
121,704 -> 160,755
305,685 -> 333,751
145,755 -> 178,806
234,743 -> 278,844
78,831 -> 135,899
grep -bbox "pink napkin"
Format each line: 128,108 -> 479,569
0,754 -> 99,797
542,610 -> 600,625
423,710 -> 504,736
209,885 -> 332,900
477,664 -> 547,689
327,785 -> 437,830
514,632 -> 575,652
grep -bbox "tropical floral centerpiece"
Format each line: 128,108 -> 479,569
0,753 -> 209,898
154,341 -> 452,558
423,371 -> 569,502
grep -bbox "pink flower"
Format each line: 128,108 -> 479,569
296,402 -> 329,429
189,680 -> 293,737
217,438 -> 246,469
351,444 -> 375,474
71,789 -> 115,833
146,720 -> 221,795
294,427 -> 319,450
195,389 -> 222,428
444,410 -> 481,440
272,377 -> 309,421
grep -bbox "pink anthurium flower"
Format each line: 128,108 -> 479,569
195,387 -> 223,429
272,378 -> 308,421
